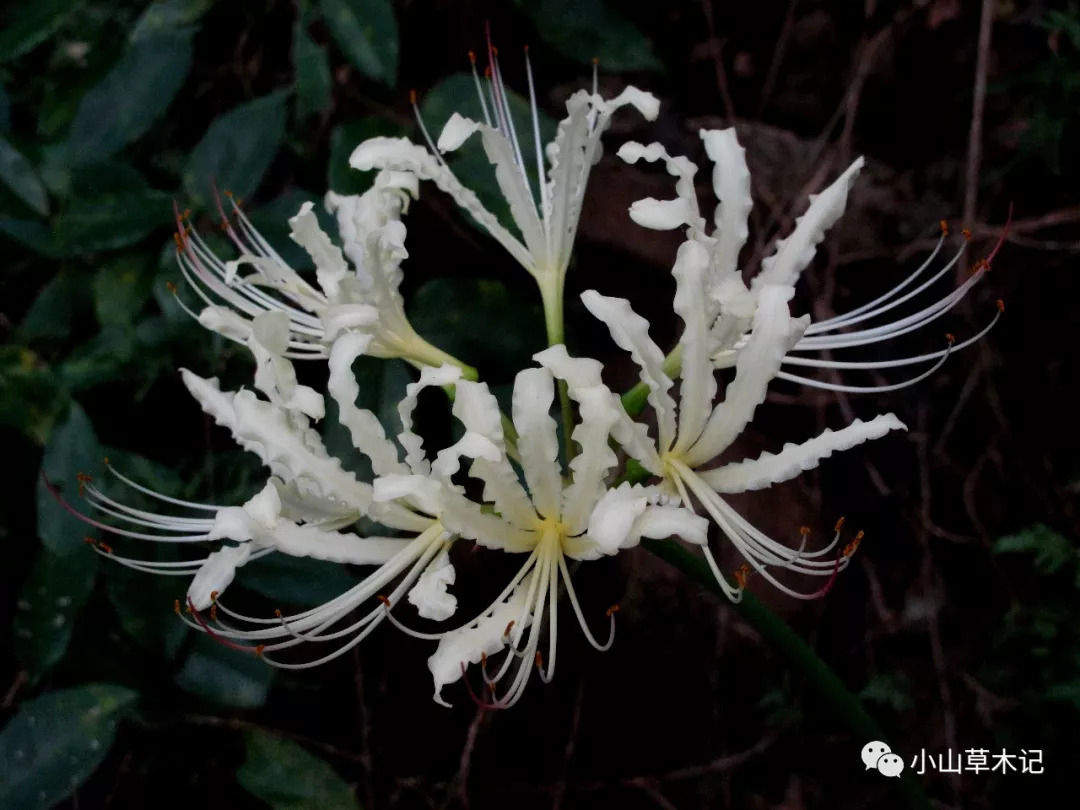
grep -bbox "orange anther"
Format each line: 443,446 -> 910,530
592,56 -> 599,66
503,620 -> 515,637
940,219 -> 949,235
224,189 -> 234,198
273,608 -> 282,618
484,65 -> 491,79
166,281 -> 178,294
255,644 -> 265,657
800,526 -> 811,536
219,218 -> 230,231
480,652 -> 488,667
834,516 -> 846,532
945,333 -> 956,345
605,604 -> 620,617
492,46 -> 498,56
83,536 -> 96,546
98,542 -> 113,554
734,563 -> 751,590
376,594 -> 391,607
209,590 -> 218,602
467,50 -> 476,64
102,456 -> 109,465
408,89 -> 417,105
961,228 -> 972,241
209,604 -> 217,621
174,599 -> 181,615
182,208 -> 191,220
524,44 -> 529,54
996,299 -> 1005,313
535,651 -> 544,669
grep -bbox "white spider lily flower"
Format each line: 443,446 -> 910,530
541,237 -> 905,601
619,128 -> 1004,393
348,45 -> 659,330
171,172 -> 474,377
379,363 -> 706,707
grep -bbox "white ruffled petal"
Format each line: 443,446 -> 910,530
617,141 -> 703,238
407,548 -> 457,621
700,128 -> 752,286
580,291 -> 678,452
698,414 -> 907,493
623,504 -> 709,547
559,386 -> 619,536
584,482 -> 650,556
428,583 -> 531,705
511,368 -> 562,519
250,311 -> 325,419
198,306 -> 252,342
397,364 -> 463,476
288,201 -> 349,299
327,332 -> 408,476
670,240 -> 717,455
753,157 -> 863,291
187,543 -> 253,610
436,112 -> 483,153
685,285 -> 807,467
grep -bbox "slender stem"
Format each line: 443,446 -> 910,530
641,539 -> 931,810
405,338 -> 478,382
540,272 -> 575,464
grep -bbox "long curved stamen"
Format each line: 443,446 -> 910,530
556,553 -> 617,651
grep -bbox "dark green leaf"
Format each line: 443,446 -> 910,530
294,24 -> 333,119
0,683 -> 138,810
993,524 -> 1077,575
14,547 -> 99,684
409,277 -> 545,377
0,216 -> 58,256
57,327 -> 138,392
0,0 -> 78,64
54,188 -> 173,254
36,402 -> 105,556
68,32 -> 194,163
0,347 -> 68,443
319,0 -> 398,85
245,188 -> 328,269
103,562 -> 187,659
184,91 -> 288,208
174,636 -> 274,708
130,0 -> 215,42
515,0 -> 662,71
0,84 -> 10,134
17,271 -> 89,342
93,253 -> 154,328
237,730 -> 361,810
0,137 -> 49,215
241,554 -> 362,608
328,118 -> 405,195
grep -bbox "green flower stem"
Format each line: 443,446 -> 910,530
406,339 -> 478,382
540,273 -> 575,464
621,343 -> 683,417
640,539 -> 931,810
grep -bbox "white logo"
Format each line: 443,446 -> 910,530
862,741 -> 905,777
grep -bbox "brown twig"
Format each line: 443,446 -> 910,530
699,0 -> 737,123
454,705 -> 487,809
756,0 -> 800,118
551,680 -> 586,810
963,0 -> 996,226
352,649 -> 377,810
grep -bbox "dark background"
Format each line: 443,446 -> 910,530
1,1 -> 1078,808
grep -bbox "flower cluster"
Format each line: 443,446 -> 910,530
65,45 -> 1001,708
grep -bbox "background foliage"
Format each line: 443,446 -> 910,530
1,1 -> 1078,808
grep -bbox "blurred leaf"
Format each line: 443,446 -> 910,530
237,730 -> 361,810
67,32 -> 194,163
54,188 -> 173,254
993,524 -> 1077,575
328,118 -> 405,195
184,91 -> 288,208
104,563 -> 187,659
420,73 -> 556,233
0,347 -> 68,443
0,137 -> 49,216
57,326 -> 138,392
175,635 -> 274,708
0,216 -> 58,256
515,0 -> 661,71
241,554 -> 362,608
36,402 -> 105,556
294,23 -> 333,119
858,672 -> 914,713
0,0 -> 78,64
131,0 -> 215,42
14,547 -> 99,684
409,277 -> 545,377
94,253 -> 154,328
319,0 -> 398,86
17,271 -> 89,342
0,84 -> 10,134
0,683 -> 138,810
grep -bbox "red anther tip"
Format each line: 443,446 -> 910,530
940,219 -> 949,235
799,526 -> 811,536
376,594 -> 391,607
255,644 -> 265,657
467,50 -> 476,64
174,599 -> 181,616
492,46 -> 499,56
606,604 -> 620,617
945,333 -> 956,345
592,56 -> 599,65
503,620 -> 515,637
483,65 -> 491,79
224,189 -> 234,198
165,281 -> 177,294
102,456 -> 109,465
209,590 -> 218,602
408,88 -> 417,105
83,537 -> 96,545
996,299 -> 1005,312
523,44 -> 529,53
273,608 -> 282,618
98,542 -> 112,554
961,228 -> 972,241
835,516 -> 846,532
